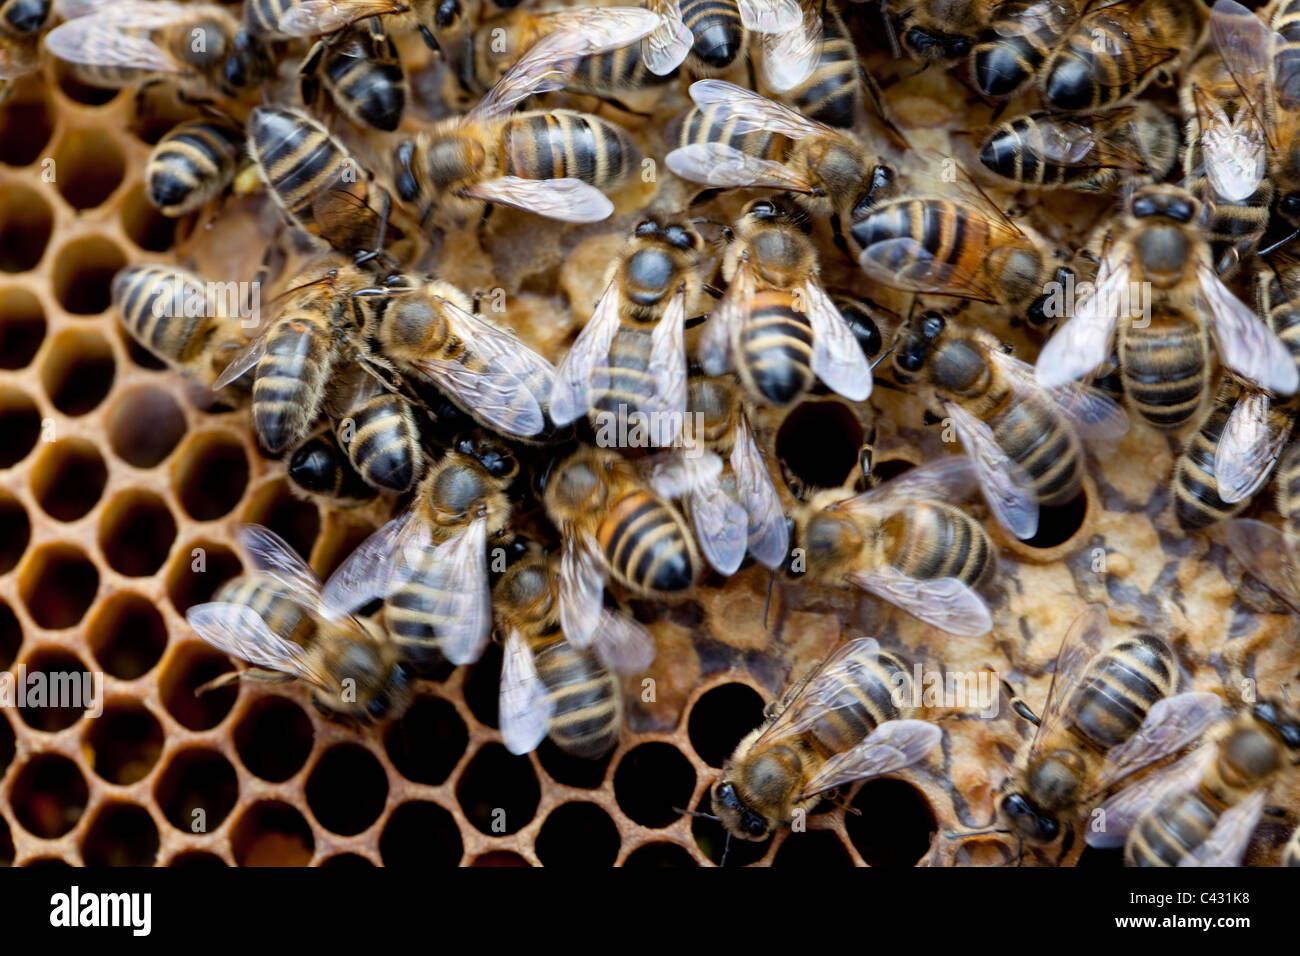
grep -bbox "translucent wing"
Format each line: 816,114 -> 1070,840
1092,692 -> 1225,793
698,253 -> 753,375
1027,603 -> 1107,760
45,16 -> 185,73
1196,87 -> 1268,202
1216,390 -> 1292,503
551,279 -> 623,426
802,281 -> 871,401
642,448 -> 723,501
665,143 -> 818,193
753,638 -> 884,746
593,607 -> 656,675
1086,745 -> 1216,849
642,0 -> 692,75
425,517 -> 492,665
559,529 -> 607,649
831,454 -> 978,518
186,601 -> 328,688
237,524 -> 323,610
1208,0 -> 1280,135
644,286 -> 688,445
848,567 -> 993,637
1030,117 -> 1105,165
945,402 -> 1039,540
1180,789 -> 1267,867
992,351 -> 1129,440
757,6 -> 823,93
688,79 -> 836,139
855,234 -> 1003,302
212,334 -> 267,390
731,413 -> 789,569
319,514 -> 413,618
690,482 -> 749,575
736,0 -> 803,35
465,176 -> 614,223
276,0 -> 410,38
1035,251 -> 1129,388
799,720 -> 942,800
1220,517 -> 1300,611
1201,264 -> 1300,395
499,627 -> 555,756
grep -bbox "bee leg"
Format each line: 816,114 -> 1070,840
999,677 -> 1041,727
418,24 -> 441,53
829,212 -> 853,263
475,202 -> 495,251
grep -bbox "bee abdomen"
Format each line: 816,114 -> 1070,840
249,107 -> 348,222
680,103 -> 785,159
1125,792 -> 1219,867
112,265 -> 212,365
146,119 -> 244,216
991,395 -> 1082,505
341,393 -> 422,492
326,46 -> 405,132
739,291 -> 814,406
504,110 -> 634,188
1174,383 -> 1244,530
890,502 -> 992,588
682,0 -> 744,70
253,318 -> 331,453
786,37 -> 857,128
593,328 -> 655,419
216,574 -> 316,647
599,491 -> 696,594
1120,319 -> 1208,429
535,638 -> 621,758
1068,634 -> 1173,751
808,653 -> 905,755
385,567 -> 452,668
973,1 -> 1070,99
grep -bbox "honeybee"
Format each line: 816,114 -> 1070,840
144,117 -> 245,218
711,638 -> 942,842
550,217 -> 712,445
1220,487 -> 1300,613
287,430 -> 379,506
188,525 -> 414,722
0,0 -> 48,93
665,80 -> 896,246
998,604 -> 1223,851
977,102 -> 1179,193
1089,700 -> 1300,866
1040,0 -> 1204,113
794,455 -> 995,637
393,10 -> 659,229
1036,185 -> 1300,430
763,3 -> 865,128
882,0 -> 988,65
970,0 -> 1088,99
300,19 -> 406,132
542,447 -> 700,648
1172,379 -> 1258,530
326,364 -> 425,493
243,0 -> 409,39
891,313 -> 1127,540
698,197 -> 874,409
495,547 -> 654,757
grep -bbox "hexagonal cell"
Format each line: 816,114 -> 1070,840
231,801 -> 315,867
30,438 -> 107,521
688,682 -> 765,768
155,747 -> 239,834
107,385 -> 187,468
51,235 -> 126,315
772,830 -> 855,868
614,742 -> 695,829
470,851 -> 530,867
22,858 -> 74,868
233,694 -> 313,783
0,386 -> 40,467
623,842 -> 697,867
166,539 -> 241,616
87,592 -> 168,680
462,640 -> 503,728
166,851 -> 228,867
84,700 -> 163,785
776,399 -> 865,493
81,803 -> 159,866
384,694 -> 467,786
455,743 -> 539,836
18,543 -> 98,630
51,128 -> 125,210
536,736 -> 611,790
15,649 -> 91,732
305,744 -> 388,836
241,480 -> 318,558
0,184 -> 52,273
535,802 -> 620,866
53,63 -> 120,106
846,779 -> 937,868
0,286 -> 45,368
0,76 -> 54,166
0,600 -> 19,671
174,431 -> 249,521
320,853 -> 374,868
40,328 -> 115,415
99,491 -> 176,577
10,753 -> 88,838
379,802 -> 462,867
0,494 -> 30,574
159,641 -> 237,731
120,182 -> 180,252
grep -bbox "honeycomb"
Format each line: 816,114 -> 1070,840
1,2 -> 1298,870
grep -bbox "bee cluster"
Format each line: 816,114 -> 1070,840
2,0 -> 1300,867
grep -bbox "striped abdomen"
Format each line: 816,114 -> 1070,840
682,0 -> 745,71
883,501 -> 993,588
1125,789 -> 1221,867
215,574 -> 316,648
571,42 -> 675,94
980,113 -> 1105,189
335,382 -> 422,493
324,29 -> 405,132
597,489 -> 698,594
784,25 -> 859,128
805,649 -> 908,758
534,634 -> 622,758
253,312 -> 333,454
249,107 -> 363,227
146,119 -> 244,217
1119,316 -> 1209,429
384,530 -> 470,668
288,432 -> 377,505
592,326 -> 656,422
736,290 -> 815,407
851,200 -> 992,289
984,380 -> 1083,506
112,265 -> 214,366
244,0 -> 292,37
503,110 -> 634,189
1173,380 -> 1247,530
679,102 -> 789,161
1066,633 -> 1174,752
972,0 -> 1082,98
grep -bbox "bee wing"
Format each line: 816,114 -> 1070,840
499,627 -> 555,756
319,514 -> 413,617
551,279 -> 622,427
559,529 -> 607,650
847,567 -> 993,637
1200,264 -> 1300,395
855,235 -> 1003,303
1091,692 -> 1225,793
642,0 -> 693,76
1209,0 -> 1281,131
276,0 -> 410,38
465,176 -> 614,224
1196,87 -> 1269,202
665,143 -> 819,193
736,0 -> 803,35
1030,116 -> 1106,166
756,6 -> 823,93
687,79 -> 836,139
691,482 -> 749,575
642,448 -> 723,500
1219,517 -> 1300,611
731,413 -> 789,569
186,601 -> 328,688
801,281 -> 871,402
1035,252 -> 1128,388
645,285 -> 689,445
943,402 -> 1039,540
1086,744 -> 1217,849
832,455 -> 978,517
426,517 -> 492,666
798,720 -> 943,801
237,524 -> 324,611
45,15 -> 186,74
753,637 -> 883,746
698,254 -> 753,375
593,606 -> 656,675
1216,390 -> 1292,503
1179,789 -> 1267,867
1027,603 -> 1107,760
211,333 -> 267,390
991,351 -> 1129,441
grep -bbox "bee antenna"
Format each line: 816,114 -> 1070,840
870,342 -> 897,371
673,806 -> 719,822
721,832 -> 733,868
1260,228 -> 1300,258
762,567 -> 776,629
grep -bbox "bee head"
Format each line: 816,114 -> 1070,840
894,311 -> 945,377
903,26 -> 971,63
546,451 -> 608,514
456,433 -> 519,483
185,19 -> 232,70
1252,699 -> 1300,753
711,778 -> 772,842
998,791 -> 1060,845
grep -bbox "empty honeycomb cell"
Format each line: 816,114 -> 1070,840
53,63 -> 120,105
846,779 -> 937,867
107,385 -> 187,468
174,431 -> 249,521
233,694 -> 313,782
84,700 -> 163,785
81,802 -> 159,866
461,642 -> 503,729
0,386 -> 41,467
536,737 -> 610,790
18,543 -> 98,629
159,641 -> 237,731
0,286 -> 45,368
51,235 -> 126,315
305,744 -> 389,836
166,539 -> 241,615
40,328 -> 115,415
623,842 -> 697,867
379,801 -> 462,867
534,802 -> 620,867
0,711 -> 13,776
16,649 -> 91,731
155,747 -> 239,834
1018,486 -> 1092,553
320,853 -> 374,868
30,438 -> 107,521
51,128 -> 126,211
776,399 -> 865,492
10,753 -> 88,838
614,742 -> 695,829
691,794 -> 769,867
241,480 -> 318,558
167,851 -> 227,867
0,495 -> 30,574
98,490 -> 177,577
87,592 -> 168,680
470,851 -> 529,866
456,743 -> 539,836
0,813 -> 12,866
772,830 -> 855,868
0,600 -> 19,670
120,182 -> 179,252
231,800 -> 315,867
0,77 -> 53,166
118,324 -> 168,371
688,682 -> 766,768
0,185 -> 52,273
22,857 -> 73,868
384,694 -> 467,786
